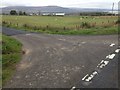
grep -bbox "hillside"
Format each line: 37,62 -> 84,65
2,6 -> 112,14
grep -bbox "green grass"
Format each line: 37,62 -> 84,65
2,15 -> 117,27
2,15 -> 118,35
2,35 -> 22,85
0,33 -> 2,88
44,27 -> 118,35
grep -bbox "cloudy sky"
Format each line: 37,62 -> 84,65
1,0 -> 119,9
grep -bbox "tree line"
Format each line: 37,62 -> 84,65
10,10 -> 27,15
6,10 -> 117,16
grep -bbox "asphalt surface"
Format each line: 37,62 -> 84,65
2,27 -> 119,88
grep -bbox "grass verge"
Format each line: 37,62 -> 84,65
0,34 -> 2,88
2,35 -> 22,85
3,24 -> 118,35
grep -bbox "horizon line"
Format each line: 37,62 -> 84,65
1,5 -> 118,10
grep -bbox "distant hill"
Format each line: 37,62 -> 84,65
71,8 -> 112,12
2,6 -> 112,14
2,6 -> 77,14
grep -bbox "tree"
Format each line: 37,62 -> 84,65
19,11 -> 23,15
23,12 -> 27,15
10,10 -> 17,15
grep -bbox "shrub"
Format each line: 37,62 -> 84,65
2,21 -> 8,25
115,19 -> 120,24
33,26 -> 38,30
80,22 -> 91,28
23,24 -> 28,28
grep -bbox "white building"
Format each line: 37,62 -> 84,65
42,12 -> 65,16
108,11 -> 118,15
42,13 -> 50,16
54,13 -> 65,16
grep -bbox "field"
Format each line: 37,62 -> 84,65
2,35 -> 22,85
2,15 -> 118,35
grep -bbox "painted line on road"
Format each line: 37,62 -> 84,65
70,44 -> 119,88
110,43 -> 115,47
81,47 -> 119,86
115,49 -> 120,53
82,71 -> 98,82
71,86 -> 76,90
97,60 -> 109,68
82,74 -> 89,81
106,54 -> 116,60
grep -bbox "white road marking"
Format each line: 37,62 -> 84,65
97,65 -> 99,67
100,60 -> 104,64
82,47 -> 117,83
81,45 -> 119,85
98,60 -> 109,69
106,54 -> 116,59
99,64 -> 106,69
109,54 -> 116,59
85,79 -> 90,82
82,74 -> 89,80
83,71 -> 98,82
92,71 -> 98,76
115,49 -> 120,53
104,61 -> 109,65
85,76 -> 93,82
106,55 -> 109,59
71,86 -> 76,90
110,43 -> 115,47
97,60 -> 104,67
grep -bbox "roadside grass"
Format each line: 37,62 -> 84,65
2,23 -> 118,35
36,26 -> 118,35
0,33 -> 2,87
2,35 -> 22,85
2,15 -> 118,35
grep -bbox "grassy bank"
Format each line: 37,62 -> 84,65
2,15 -> 118,35
0,34 -> 2,87
2,35 -> 22,85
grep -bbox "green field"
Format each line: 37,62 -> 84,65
2,35 -> 22,85
2,15 -> 118,35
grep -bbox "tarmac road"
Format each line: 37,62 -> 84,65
2,27 -> 119,88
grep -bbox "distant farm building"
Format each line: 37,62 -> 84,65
107,11 -> 118,15
53,13 -> 65,16
42,12 -> 65,16
29,13 -> 33,16
42,13 -> 50,16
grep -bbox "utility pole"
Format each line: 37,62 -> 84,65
112,3 -> 114,16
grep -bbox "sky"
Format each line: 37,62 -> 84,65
1,0 -> 119,9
